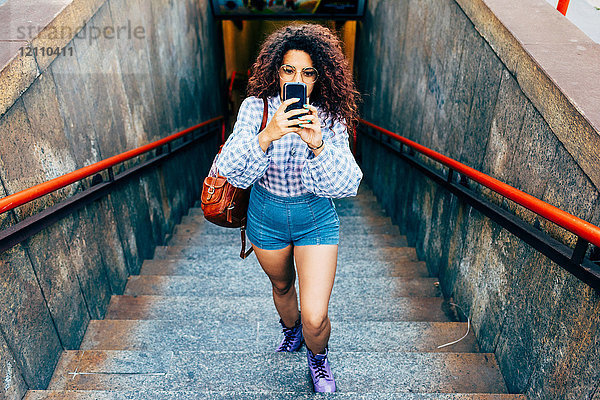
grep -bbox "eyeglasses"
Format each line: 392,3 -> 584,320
278,64 -> 319,84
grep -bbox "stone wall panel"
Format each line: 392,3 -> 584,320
0,245 -> 62,389
108,180 -> 154,274
0,333 -> 28,400
480,70 -> 526,185
20,72 -> 77,182
50,52 -> 102,169
108,0 -> 161,142
431,5 -> 469,155
524,279 -> 600,399
445,27 -> 482,162
0,99 -> 58,220
459,43 -> 503,171
494,249 -> 554,393
25,223 -> 90,349
60,208 -> 112,320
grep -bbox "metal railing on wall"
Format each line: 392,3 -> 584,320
0,116 -> 223,254
359,119 -> 600,292
557,0 -> 570,15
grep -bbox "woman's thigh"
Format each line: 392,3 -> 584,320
253,244 -> 296,292
294,245 -> 338,318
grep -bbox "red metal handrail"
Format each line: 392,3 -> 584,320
360,119 -> 600,248
557,0 -> 570,15
0,116 -> 223,215
228,71 -> 237,101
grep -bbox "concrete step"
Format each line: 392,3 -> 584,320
151,245 -> 420,263
187,206 -> 388,218
80,319 -> 477,353
104,295 -> 454,322
194,196 -> 380,211
357,184 -> 374,194
190,192 -> 379,209
45,350 -> 508,394
166,233 -> 408,248
167,229 -> 404,241
173,223 -> 402,236
180,214 -> 395,227
123,275 -> 441,298
25,391 -> 526,399
332,199 -> 381,210
139,258 -> 431,278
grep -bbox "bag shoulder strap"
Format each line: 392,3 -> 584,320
217,97 -> 268,157
260,97 -> 268,131
239,97 -> 268,259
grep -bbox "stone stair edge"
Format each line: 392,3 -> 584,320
85,319 -> 468,326
153,245 -> 415,250
125,275 -> 438,281
40,350 -> 508,395
25,390 -> 526,399
107,294 -> 445,301
51,349 -> 496,356
79,319 -> 477,353
103,295 -> 453,322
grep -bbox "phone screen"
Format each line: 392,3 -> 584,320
284,82 -> 308,121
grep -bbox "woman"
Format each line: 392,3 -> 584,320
216,23 -> 362,393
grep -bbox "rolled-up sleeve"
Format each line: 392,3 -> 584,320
215,97 -> 271,189
301,118 -> 363,198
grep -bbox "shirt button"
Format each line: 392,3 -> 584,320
290,147 -> 296,156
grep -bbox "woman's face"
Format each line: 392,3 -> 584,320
278,50 -> 315,100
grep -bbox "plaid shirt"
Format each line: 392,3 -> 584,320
215,95 -> 362,198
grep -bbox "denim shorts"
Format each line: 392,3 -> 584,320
246,184 -> 340,250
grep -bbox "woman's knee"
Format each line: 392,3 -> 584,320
301,311 -> 329,334
271,277 -> 296,296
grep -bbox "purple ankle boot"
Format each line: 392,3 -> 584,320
307,345 -> 336,392
276,314 -> 304,352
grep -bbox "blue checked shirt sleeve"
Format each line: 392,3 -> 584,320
301,118 -> 363,198
215,97 -> 271,189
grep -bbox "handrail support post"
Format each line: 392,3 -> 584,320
447,168 -> 454,183
107,167 -> 114,182
572,237 -> 589,265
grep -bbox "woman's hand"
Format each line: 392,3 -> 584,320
258,98 -> 306,152
296,104 -> 324,156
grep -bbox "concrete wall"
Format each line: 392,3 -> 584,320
0,0 -> 224,397
355,0 -> 600,399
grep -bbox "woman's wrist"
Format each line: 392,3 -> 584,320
258,130 -> 272,153
307,139 -> 324,150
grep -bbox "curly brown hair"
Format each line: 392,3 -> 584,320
246,23 -> 361,130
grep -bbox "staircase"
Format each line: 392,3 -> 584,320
25,185 -> 524,399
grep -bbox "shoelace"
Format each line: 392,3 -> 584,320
310,352 -> 329,379
279,325 -> 297,351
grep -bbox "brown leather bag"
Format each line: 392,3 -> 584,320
200,98 -> 268,259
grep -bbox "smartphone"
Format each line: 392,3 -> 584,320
283,82 -> 308,124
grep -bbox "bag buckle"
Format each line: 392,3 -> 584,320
206,186 -> 216,200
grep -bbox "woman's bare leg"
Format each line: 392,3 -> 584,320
252,244 -> 300,328
294,244 -> 338,354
